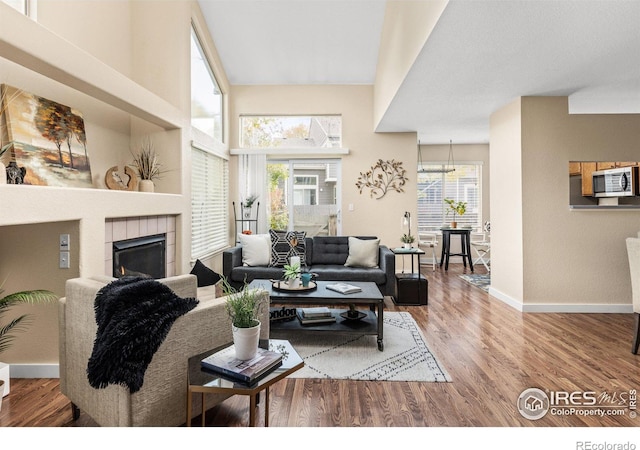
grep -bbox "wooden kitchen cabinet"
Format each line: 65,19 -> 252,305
596,162 -> 616,170
581,162 -> 597,196
569,162 -> 581,175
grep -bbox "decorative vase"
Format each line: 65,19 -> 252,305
243,207 -> 252,219
232,321 -> 261,360
139,179 -> 154,192
0,161 -> 6,185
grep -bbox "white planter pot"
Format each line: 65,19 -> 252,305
139,179 -> 155,192
0,362 -> 10,398
403,243 -> 411,249
232,321 -> 261,361
287,277 -> 300,289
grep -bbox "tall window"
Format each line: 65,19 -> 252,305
191,28 -> 223,142
417,163 -> 482,231
191,145 -> 228,259
190,22 -> 227,260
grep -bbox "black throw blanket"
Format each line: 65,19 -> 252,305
87,276 -> 198,393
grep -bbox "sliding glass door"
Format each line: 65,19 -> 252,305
267,159 -> 341,236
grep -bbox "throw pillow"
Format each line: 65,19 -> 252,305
238,233 -> 271,266
344,237 -> 380,268
269,229 -> 306,267
190,259 -> 222,287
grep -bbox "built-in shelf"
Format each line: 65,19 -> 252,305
0,184 -> 183,227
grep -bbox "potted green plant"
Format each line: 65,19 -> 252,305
444,198 -> 467,228
243,194 -> 258,218
221,277 -> 263,360
0,276 -> 57,398
400,233 -> 415,249
131,138 -> 163,192
283,261 -> 301,288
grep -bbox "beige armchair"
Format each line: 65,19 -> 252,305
624,238 -> 640,354
58,274 -> 270,426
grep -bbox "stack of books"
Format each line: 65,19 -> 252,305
297,307 -> 336,325
201,346 -> 283,384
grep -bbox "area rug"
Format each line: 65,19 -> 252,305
274,311 -> 451,382
459,273 -> 491,292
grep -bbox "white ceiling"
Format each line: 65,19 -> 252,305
198,0 -> 640,145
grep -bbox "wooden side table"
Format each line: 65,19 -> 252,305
186,339 -> 303,427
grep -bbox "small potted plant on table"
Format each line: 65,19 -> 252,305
221,277 -> 264,360
283,261 -> 301,289
444,198 -> 467,228
401,234 -> 415,249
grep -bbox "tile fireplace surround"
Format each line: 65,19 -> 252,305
105,216 -> 176,278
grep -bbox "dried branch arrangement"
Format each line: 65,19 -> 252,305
131,138 -> 163,181
355,159 -> 408,199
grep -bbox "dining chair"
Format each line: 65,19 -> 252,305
470,221 -> 491,272
418,232 -> 438,271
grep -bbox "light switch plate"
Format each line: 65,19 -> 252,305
59,234 -> 70,251
59,251 -> 70,269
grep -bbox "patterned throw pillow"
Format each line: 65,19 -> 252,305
269,230 -> 306,267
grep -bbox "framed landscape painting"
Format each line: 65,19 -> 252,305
1,84 -> 93,188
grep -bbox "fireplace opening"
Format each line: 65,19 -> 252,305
113,234 -> 166,279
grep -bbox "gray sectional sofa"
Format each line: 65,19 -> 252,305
223,235 -> 396,297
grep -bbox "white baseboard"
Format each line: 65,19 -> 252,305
8,364 -> 59,378
488,287 -> 634,313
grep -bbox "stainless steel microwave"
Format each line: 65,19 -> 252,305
592,166 -> 639,197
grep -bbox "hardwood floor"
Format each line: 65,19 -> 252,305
2,264 -> 639,429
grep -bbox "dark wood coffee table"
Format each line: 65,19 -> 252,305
248,280 -> 385,351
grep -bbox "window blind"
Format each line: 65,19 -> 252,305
417,163 -> 482,232
191,146 -> 228,259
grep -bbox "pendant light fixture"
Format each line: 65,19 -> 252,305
417,139 -> 456,174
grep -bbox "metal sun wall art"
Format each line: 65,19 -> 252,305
1,84 -> 93,188
356,159 -> 408,199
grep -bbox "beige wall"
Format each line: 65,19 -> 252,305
37,0 -> 132,77
374,0 -> 448,129
490,96 -> 640,311
229,85 -> 417,250
0,222 -> 79,365
489,98 -> 524,307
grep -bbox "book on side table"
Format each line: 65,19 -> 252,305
200,345 -> 283,384
326,283 -> 362,295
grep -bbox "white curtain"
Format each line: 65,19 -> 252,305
238,153 -> 268,235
